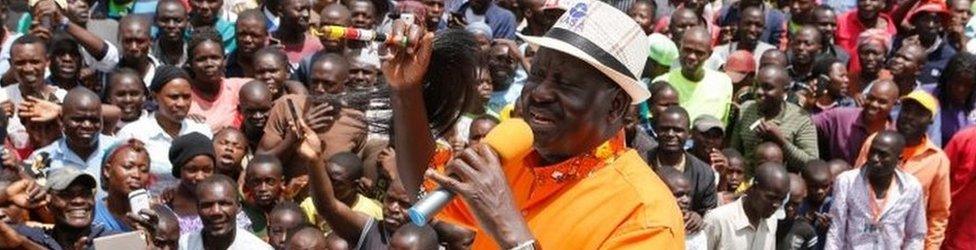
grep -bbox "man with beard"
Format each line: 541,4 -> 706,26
241,155 -> 285,238
650,106 -> 716,237
667,8 -> 703,44
704,162 -> 790,249
14,168 -> 118,249
731,66 -> 818,173
105,15 -> 157,88
655,27 -> 734,125
238,81 -> 273,148
787,26 -> 824,91
825,131 -> 926,249
705,6 -> 775,71
274,0 -> 321,66
853,91 -> 951,249
486,42 -> 522,113
715,0 -> 788,48
179,175 -> 273,249
152,0 -> 189,67
227,10 -> 270,78
423,0 -> 447,31
30,88 -> 118,190
516,0 -> 564,36
344,49 -> 380,90
812,6 -> 850,65
389,1 -> 684,248
454,0 -> 517,39
814,79 -> 898,164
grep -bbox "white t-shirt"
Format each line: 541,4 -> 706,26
178,229 -> 272,250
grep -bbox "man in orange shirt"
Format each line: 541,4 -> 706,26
383,0 -> 686,249
854,90 -> 951,249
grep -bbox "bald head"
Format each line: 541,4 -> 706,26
238,9 -> 267,24
760,49 -> 789,68
754,162 -> 790,194
390,224 -> 439,250
757,66 -> 790,88
874,130 -> 906,154
321,3 -> 352,25
63,87 -> 102,114
286,227 -> 328,250
681,26 -> 712,47
756,142 -> 784,165
788,173 -> 807,198
240,80 -> 272,104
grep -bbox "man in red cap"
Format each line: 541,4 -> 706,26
895,2 -> 957,85
724,50 -> 757,92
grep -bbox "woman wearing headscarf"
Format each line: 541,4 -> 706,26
116,66 -> 214,194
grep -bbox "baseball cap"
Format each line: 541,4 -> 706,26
903,2 -> 952,27
648,33 -> 679,67
45,167 -> 97,192
724,50 -> 756,83
693,115 -> 725,133
901,90 -> 939,119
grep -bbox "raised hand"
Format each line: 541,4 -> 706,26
425,144 -> 535,249
381,19 -> 435,90
18,96 -> 62,122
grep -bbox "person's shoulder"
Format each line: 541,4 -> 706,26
835,169 -> 860,184
684,154 -> 712,175
896,169 -> 924,192
234,230 -> 273,249
703,199 -> 738,221
607,151 -> 685,222
30,139 -> 61,156
704,69 -> 733,87
185,120 -> 214,137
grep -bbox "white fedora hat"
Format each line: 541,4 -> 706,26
518,0 -> 651,104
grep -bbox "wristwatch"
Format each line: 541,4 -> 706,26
57,16 -> 70,31
510,240 -> 539,250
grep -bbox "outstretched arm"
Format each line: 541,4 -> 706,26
297,120 -> 372,243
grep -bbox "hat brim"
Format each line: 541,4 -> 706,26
726,70 -> 748,84
518,34 -> 651,104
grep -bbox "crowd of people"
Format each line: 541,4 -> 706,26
0,0 -> 972,248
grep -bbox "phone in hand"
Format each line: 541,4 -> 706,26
128,189 -> 150,219
287,99 -> 304,138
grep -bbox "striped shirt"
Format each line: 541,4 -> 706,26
730,101 -> 819,174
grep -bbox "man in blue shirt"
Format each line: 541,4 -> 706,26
29,88 -> 118,191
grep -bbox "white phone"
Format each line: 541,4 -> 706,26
128,189 -> 150,219
94,231 -> 147,250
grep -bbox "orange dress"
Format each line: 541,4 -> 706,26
434,119 -> 686,249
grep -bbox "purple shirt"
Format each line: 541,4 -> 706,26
812,107 -> 891,164
825,168 -> 927,250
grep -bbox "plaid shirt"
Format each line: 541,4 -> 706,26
730,101 -> 819,174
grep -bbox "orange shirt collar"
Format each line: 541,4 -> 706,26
521,130 -> 628,207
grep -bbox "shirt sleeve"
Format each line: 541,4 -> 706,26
905,184 -> 928,249
925,157 -> 952,250
85,40 -> 120,72
703,212 -> 720,250
824,176 -> 849,250
782,115 -> 819,172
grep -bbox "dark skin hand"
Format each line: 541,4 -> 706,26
432,220 -> 476,249
297,118 -> 374,243
684,211 -> 704,233
426,145 -> 535,249
382,19 -> 436,198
